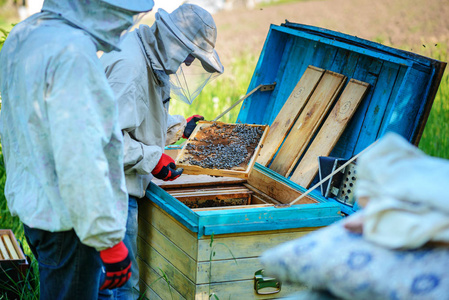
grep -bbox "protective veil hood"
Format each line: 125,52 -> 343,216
158,4 -> 224,74
136,21 -> 191,75
42,0 -> 154,52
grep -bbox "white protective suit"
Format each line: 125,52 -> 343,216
101,27 -> 183,198
101,5 -> 223,198
0,0 -> 151,251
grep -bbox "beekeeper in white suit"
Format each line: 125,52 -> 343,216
0,0 -> 154,298
100,4 -> 224,298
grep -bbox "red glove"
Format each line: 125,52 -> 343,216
152,153 -> 183,181
99,241 -> 131,290
183,115 -> 204,139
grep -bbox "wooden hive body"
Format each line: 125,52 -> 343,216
137,22 -> 446,299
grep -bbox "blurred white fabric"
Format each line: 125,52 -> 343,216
355,132 -> 449,249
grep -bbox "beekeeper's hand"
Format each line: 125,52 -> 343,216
152,153 -> 183,181
99,241 -> 132,290
183,115 -> 204,138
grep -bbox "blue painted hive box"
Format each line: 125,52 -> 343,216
137,22 -> 446,299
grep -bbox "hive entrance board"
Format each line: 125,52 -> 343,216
175,121 -> 269,178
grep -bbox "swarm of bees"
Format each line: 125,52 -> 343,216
178,122 -> 264,170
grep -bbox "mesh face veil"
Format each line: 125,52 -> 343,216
169,57 -> 221,105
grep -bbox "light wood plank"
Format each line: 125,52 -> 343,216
138,237 -> 196,298
197,257 -> 259,284
192,204 -> 272,212
139,200 -> 198,260
257,65 -> 325,166
198,229 -> 316,261
243,183 -> 281,204
153,174 -> 246,189
195,278 -> 308,300
170,190 -> 252,198
166,185 -> 250,195
138,257 -> 187,300
2,235 -> 19,259
290,79 -> 369,187
270,71 -> 346,176
138,217 -> 197,280
138,281 -> 163,300
0,238 -> 10,260
247,167 -> 317,204
251,195 -> 274,205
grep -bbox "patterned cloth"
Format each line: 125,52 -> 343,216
260,220 -> 449,300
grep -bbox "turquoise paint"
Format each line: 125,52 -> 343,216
274,26 -> 413,67
384,67 -> 429,140
355,61 -> 400,153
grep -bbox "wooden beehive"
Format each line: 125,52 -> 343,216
137,21 -> 446,299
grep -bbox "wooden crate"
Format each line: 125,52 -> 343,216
138,21 -> 446,299
0,229 -> 29,298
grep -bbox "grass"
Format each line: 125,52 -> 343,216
416,42 -> 449,158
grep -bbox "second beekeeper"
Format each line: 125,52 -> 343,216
100,4 -> 224,298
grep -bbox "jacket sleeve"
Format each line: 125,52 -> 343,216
122,130 -> 162,175
46,50 -> 128,251
105,59 -> 164,175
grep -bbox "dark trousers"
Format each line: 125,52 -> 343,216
24,225 -> 103,300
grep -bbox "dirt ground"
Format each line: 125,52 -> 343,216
212,0 -> 449,66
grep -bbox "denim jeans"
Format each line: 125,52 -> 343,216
23,224 -> 103,300
98,195 -> 140,300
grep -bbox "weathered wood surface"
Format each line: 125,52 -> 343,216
257,65 -> 325,166
138,198 -> 317,299
2,234 -> 19,260
0,238 -> 10,260
138,217 -> 197,280
290,79 -> 369,187
197,229 -> 316,261
195,279 -> 307,300
153,174 -> 246,189
138,257 -> 187,300
192,203 -> 272,212
269,70 -> 346,176
139,200 -> 198,260
247,167 -> 317,204
243,183 -> 281,204
138,238 -> 195,298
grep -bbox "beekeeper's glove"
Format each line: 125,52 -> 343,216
183,115 -> 204,138
152,153 -> 183,181
99,241 -> 131,290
